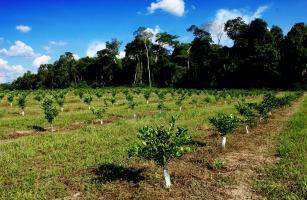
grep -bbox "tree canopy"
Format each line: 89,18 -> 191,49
9,18 -> 307,90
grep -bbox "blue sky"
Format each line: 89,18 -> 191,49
0,0 -> 306,83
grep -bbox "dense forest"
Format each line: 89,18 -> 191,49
8,18 -> 307,90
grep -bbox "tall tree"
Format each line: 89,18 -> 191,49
134,27 -> 153,87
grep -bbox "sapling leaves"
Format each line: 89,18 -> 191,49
129,115 -> 191,167
209,113 -> 240,136
42,97 -> 59,129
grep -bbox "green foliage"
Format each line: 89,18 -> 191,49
143,90 -> 151,102
157,91 -> 166,112
129,115 -> 191,167
126,94 -> 137,110
91,107 -> 106,119
210,160 -> 224,170
34,94 -> 43,102
7,94 -> 14,105
235,101 -> 257,127
175,93 -> 186,108
83,94 -> 93,106
54,92 -> 66,107
17,94 -> 27,110
209,113 -> 240,136
42,98 -> 59,124
256,97 -> 307,199
0,93 -> 4,103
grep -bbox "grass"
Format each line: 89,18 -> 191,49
256,96 -> 307,199
0,88 -> 302,199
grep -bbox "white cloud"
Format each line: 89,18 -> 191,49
43,46 -> 52,53
50,41 -> 67,46
0,58 -> 8,67
43,40 -> 68,53
73,54 -> 80,60
16,25 -> 31,33
148,0 -> 185,17
145,25 -> 161,44
0,58 -> 26,83
32,55 -> 51,68
206,5 -> 269,46
0,40 -> 36,57
86,41 -> 106,57
117,51 -> 126,59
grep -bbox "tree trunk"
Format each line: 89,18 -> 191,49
61,107 -> 64,112
245,125 -> 249,134
145,42 -> 152,88
187,46 -> 191,70
100,119 -> 103,125
221,136 -> 226,149
163,167 -> 171,189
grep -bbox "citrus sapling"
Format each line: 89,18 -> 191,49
129,115 -> 191,189
209,113 -> 240,149
42,98 -> 59,132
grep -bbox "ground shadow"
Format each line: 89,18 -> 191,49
92,163 -> 145,183
29,125 -> 46,132
189,139 -> 207,147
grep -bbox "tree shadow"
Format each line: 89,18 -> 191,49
29,125 -> 46,132
189,139 -> 207,147
92,163 -> 145,183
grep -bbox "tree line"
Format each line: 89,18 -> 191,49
9,18 -> 307,90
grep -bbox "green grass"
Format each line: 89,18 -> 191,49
256,96 -> 307,199
0,88 -> 300,199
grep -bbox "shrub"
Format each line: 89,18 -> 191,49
143,90 -> 151,104
42,98 -> 59,132
175,93 -> 186,111
235,101 -> 257,133
129,115 -> 191,188
91,107 -> 106,125
83,94 -> 93,110
17,94 -> 27,116
209,113 -> 240,148
7,94 -> 14,107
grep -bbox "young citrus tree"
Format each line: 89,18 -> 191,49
42,97 -> 59,132
235,101 -> 257,133
126,94 -> 137,118
55,93 -> 66,112
209,113 -> 240,149
0,93 -> 4,103
17,94 -> 27,116
83,94 -> 93,110
129,115 -> 191,189
175,93 -> 186,111
143,90 -> 151,104
157,91 -> 166,113
7,94 -> 14,107
109,90 -> 117,107
91,107 -> 106,125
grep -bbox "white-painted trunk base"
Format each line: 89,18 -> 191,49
61,107 -> 64,112
88,106 -> 91,110
179,106 -> 182,111
245,125 -> 249,134
221,136 -> 226,149
146,100 -> 149,104
10,103 -> 12,107
133,113 -> 136,119
163,169 -> 171,189
100,119 -> 103,125
21,111 -> 25,116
